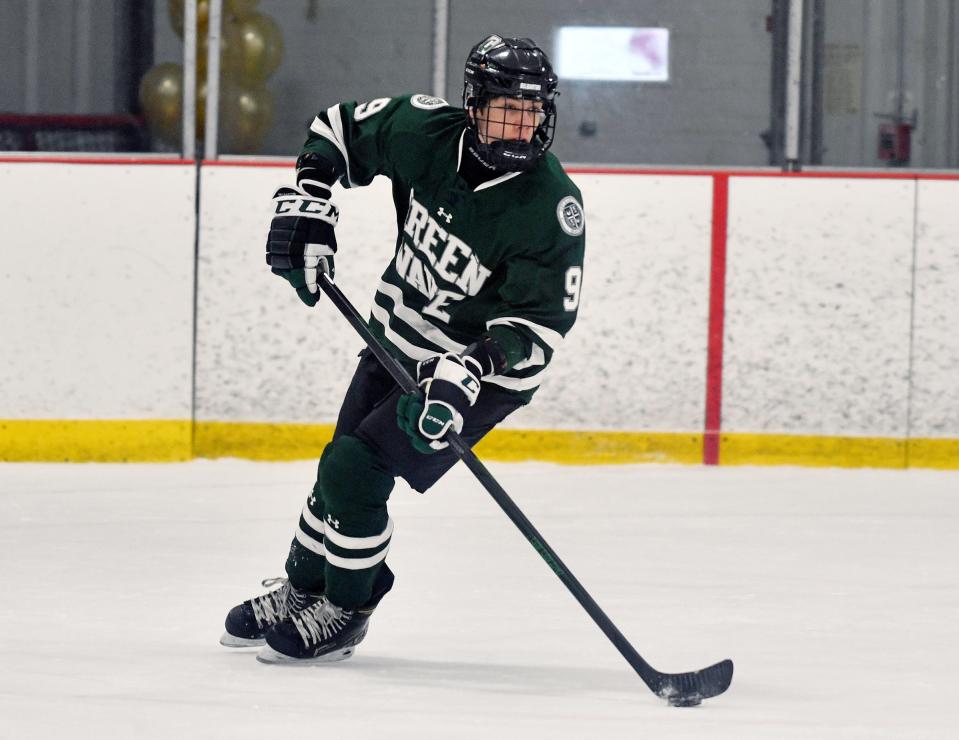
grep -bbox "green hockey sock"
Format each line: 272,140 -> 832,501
319,435 -> 395,608
284,452 -> 330,592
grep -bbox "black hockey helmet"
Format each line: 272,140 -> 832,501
463,35 -> 558,171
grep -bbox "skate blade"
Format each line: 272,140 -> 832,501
219,632 -> 266,648
256,645 -> 355,665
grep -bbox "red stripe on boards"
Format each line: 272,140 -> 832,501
703,174 -> 730,465
200,159 -> 293,167
0,156 -> 194,165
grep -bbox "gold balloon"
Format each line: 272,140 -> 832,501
195,80 -> 209,138
168,0 -> 210,37
168,1 -> 272,88
227,0 -> 261,15
140,64 -> 217,146
196,21 -> 240,78
181,79 -> 227,142
219,82 -> 274,153
168,0 -> 261,36
139,49 -> 275,151
226,11 -> 284,83
139,63 -> 183,145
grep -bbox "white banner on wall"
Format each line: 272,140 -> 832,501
555,26 -> 670,82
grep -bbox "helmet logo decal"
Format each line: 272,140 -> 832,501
475,35 -> 504,55
411,94 -> 448,110
557,196 -> 585,236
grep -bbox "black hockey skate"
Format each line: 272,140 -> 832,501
257,564 -> 394,664
220,578 -> 321,647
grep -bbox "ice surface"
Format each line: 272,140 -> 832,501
1,460 -> 957,739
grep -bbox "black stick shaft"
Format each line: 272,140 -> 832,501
317,274 -> 660,685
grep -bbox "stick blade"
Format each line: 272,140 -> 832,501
651,658 -> 734,706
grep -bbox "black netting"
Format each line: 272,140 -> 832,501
0,116 -> 147,153
33,128 -> 140,152
0,129 -> 27,151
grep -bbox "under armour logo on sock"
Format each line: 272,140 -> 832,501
326,514 -> 340,529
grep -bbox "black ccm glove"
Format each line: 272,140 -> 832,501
396,337 -> 507,454
396,352 -> 483,454
266,184 -> 339,306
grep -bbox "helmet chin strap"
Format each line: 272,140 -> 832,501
464,117 -> 539,173
463,128 -> 504,172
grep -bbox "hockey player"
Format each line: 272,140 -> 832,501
221,34 -> 586,663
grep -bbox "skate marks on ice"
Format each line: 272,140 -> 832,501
2,460 -> 959,738
258,652 -> 635,696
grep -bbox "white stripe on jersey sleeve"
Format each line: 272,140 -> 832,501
370,299 -> 547,391
370,282 -> 554,391
309,104 -> 354,186
511,343 -> 546,371
487,316 -> 565,351
326,105 -> 354,187
484,368 -> 547,391
296,177 -> 332,195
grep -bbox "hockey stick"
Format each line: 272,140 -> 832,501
317,273 -> 733,706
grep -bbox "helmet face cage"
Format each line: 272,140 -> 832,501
463,35 -> 558,171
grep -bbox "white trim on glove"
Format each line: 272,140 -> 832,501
428,354 -> 482,406
271,186 -> 339,226
303,243 -> 335,295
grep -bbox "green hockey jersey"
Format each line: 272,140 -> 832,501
302,93 -> 585,401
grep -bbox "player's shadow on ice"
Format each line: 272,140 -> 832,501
340,655 -> 632,696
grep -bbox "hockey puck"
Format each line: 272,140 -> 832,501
668,695 -> 703,707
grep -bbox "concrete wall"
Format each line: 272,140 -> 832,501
150,0 -> 959,167
0,0 -> 122,114
443,0 -> 772,166
820,0 -> 959,168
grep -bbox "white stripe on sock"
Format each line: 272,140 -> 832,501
323,517 -> 394,550
294,527 -> 326,556
324,544 -> 391,571
300,503 -> 325,534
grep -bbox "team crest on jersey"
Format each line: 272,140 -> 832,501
556,196 -> 585,236
410,94 -> 448,110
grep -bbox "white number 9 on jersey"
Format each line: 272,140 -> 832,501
563,266 -> 583,311
354,97 -> 391,120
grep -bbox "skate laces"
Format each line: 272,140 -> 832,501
288,587 -> 315,612
291,598 -> 353,647
249,578 -> 317,628
250,578 -> 293,627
